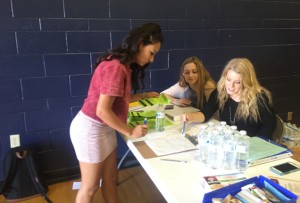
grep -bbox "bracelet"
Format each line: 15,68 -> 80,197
142,92 -> 145,99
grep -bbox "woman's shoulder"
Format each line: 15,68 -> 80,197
165,82 -> 187,90
204,81 -> 217,99
205,80 -> 216,90
257,89 -> 271,100
161,82 -> 188,96
101,58 -> 123,66
256,89 -> 273,108
98,59 -> 128,71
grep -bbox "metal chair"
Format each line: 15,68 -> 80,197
117,148 -> 131,170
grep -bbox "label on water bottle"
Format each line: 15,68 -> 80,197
156,112 -> 165,131
236,145 -> 247,153
223,143 -> 233,151
156,112 -> 165,118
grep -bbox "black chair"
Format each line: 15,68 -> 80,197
272,115 -> 285,144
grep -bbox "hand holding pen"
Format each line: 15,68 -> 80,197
142,118 -> 148,135
129,118 -> 148,138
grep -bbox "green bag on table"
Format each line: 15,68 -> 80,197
138,93 -> 170,107
127,94 -> 172,129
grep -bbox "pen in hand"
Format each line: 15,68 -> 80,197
144,118 -> 147,124
181,114 -> 186,136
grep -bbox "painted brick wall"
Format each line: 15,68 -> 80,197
1,0 -> 300,183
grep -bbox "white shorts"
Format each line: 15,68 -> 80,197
70,111 -> 117,163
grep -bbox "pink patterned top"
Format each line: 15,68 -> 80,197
81,59 -> 131,124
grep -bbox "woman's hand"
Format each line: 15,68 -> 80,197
144,91 -> 160,98
172,98 -> 192,106
182,112 -> 205,123
129,124 -> 148,138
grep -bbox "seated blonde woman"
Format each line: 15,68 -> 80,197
161,56 -> 216,110
186,58 -> 276,139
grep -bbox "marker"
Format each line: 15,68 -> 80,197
144,118 -> 147,124
181,115 -> 186,136
161,159 -> 188,163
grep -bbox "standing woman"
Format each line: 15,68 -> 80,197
161,56 -> 216,109
186,58 -> 276,139
70,23 -> 163,203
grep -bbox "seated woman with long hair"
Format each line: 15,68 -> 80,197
185,58 -> 276,139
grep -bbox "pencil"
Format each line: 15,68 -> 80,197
161,159 -> 188,163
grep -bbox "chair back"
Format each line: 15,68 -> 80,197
272,115 -> 284,143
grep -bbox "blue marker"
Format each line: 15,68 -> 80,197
144,118 -> 147,124
181,115 -> 186,136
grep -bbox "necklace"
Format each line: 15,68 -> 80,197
229,106 -> 235,125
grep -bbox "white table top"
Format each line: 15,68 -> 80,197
125,121 -> 300,203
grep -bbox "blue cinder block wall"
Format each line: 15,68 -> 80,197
1,0 -> 300,183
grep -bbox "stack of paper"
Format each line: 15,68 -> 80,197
145,130 -> 197,156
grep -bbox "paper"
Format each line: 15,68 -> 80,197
72,182 -> 81,190
201,172 -> 247,192
72,180 -> 102,190
147,130 -> 178,139
268,176 -> 300,196
145,131 -> 197,156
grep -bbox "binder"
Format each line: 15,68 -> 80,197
248,137 -> 293,167
248,150 -> 293,166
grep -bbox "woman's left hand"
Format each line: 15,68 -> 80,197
144,91 -> 160,98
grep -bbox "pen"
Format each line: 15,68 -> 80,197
181,115 -> 186,136
161,159 -> 188,163
144,118 -> 147,124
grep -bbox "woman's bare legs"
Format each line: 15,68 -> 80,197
76,161 -> 103,203
102,149 -> 119,203
75,149 -> 118,203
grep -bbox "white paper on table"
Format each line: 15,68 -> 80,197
145,131 -> 197,156
147,129 -> 180,139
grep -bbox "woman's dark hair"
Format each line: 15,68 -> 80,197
95,23 -> 164,93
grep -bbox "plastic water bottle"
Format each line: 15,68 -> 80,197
230,125 -> 238,134
222,131 -> 237,170
220,121 -> 227,127
155,104 -> 165,132
235,130 -> 250,171
208,122 -> 215,131
207,130 -> 223,169
197,125 -> 209,164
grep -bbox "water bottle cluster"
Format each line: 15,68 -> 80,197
197,121 -> 250,171
282,122 -> 300,147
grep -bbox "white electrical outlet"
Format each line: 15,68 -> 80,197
10,134 -> 20,148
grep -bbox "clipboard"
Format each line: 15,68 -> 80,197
133,141 -> 158,159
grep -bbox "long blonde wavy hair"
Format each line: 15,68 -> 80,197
217,58 -> 272,122
178,56 -> 216,109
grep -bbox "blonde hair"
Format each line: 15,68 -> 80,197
178,56 -> 216,109
217,58 -> 272,122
